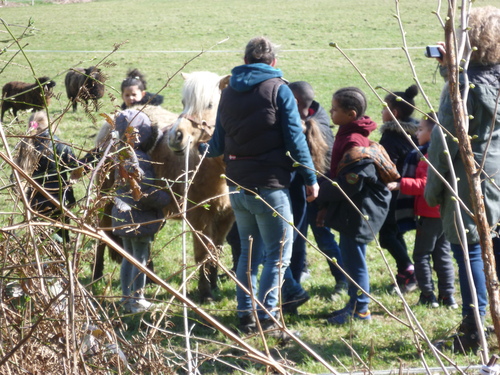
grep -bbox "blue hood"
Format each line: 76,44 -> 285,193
230,63 -> 283,92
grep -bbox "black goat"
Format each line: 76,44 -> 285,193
1,77 -> 56,122
65,66 -> 105,112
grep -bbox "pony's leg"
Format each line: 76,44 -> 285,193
193,236 -> 215,303
211,211 -> 236,279
93,241 -> 106,281
204,210 -> 236,292
92,201 -> 123,280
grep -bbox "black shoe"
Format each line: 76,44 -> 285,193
438,295 -> 459,309
418,292 -> 439,308
238,314 -> 256,334
282,290 -> 310,315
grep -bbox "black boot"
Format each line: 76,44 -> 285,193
452,316 -> 483,354
434,315 -> 485,354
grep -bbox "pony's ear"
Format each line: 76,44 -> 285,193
219,75 -> 231,90
181,72 -> 191,81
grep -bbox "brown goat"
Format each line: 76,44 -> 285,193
64,66 -> 105,112
1,77 -> 56,122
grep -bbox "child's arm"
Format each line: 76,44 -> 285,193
400,174 -> 427,196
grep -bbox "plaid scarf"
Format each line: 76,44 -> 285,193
337,141 -> 400,184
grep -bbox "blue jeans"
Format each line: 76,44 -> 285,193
450,243 -> 487,318
340,234 -> 370,313
307,200 -> 346,284
230,186 -> 293,320
120,235 -> 153,298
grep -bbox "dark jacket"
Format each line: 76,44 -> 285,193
202,63 -> 317,189
425,63 -> 500,244
317,152 -> 392,243
28,130 -> 76,214
111,110 -> 170,238
379,119 -> 419,233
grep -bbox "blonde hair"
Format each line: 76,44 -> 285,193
468,6 -> 500,65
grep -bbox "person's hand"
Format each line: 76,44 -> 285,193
305,182 -> 319,202
436,41 -> 446,65
387,181 -> 400,191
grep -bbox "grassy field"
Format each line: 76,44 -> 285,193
1,0 -> 499,374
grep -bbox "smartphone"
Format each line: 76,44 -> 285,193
425,45 -> 442,58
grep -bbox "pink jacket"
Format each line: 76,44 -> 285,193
400,156 -> 440,218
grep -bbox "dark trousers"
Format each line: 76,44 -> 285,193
289,172 -> 308,282
379,193 -> 412,274
307,200 -> 346,283
413,217 -> 454,296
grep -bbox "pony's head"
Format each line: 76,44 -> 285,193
167,71 -> 230,155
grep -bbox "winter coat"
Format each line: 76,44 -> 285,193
425,63 -> 500,244
111,110 -> 170,238
317,144 -> 395,243
202,63 -> 317,189
400,147 -> 440,218
379,119 -> 419,173
28,130 -> 76,214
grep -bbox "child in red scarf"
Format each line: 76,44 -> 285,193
317,87 -> 395,324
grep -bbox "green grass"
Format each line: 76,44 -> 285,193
1,0 -> 499,374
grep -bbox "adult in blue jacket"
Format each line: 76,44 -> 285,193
200,36 -> 318,339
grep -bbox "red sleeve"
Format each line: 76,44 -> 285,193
400,161 -> 428,195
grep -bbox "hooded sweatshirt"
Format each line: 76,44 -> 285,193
330,116 -> 377,177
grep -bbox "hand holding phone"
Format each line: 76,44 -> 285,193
425,45 -> 443,58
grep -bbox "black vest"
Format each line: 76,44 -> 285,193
219,77 -> 293,189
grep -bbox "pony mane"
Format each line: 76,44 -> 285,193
181,71 -> 222,116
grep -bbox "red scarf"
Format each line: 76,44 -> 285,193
329,116 -> 377,177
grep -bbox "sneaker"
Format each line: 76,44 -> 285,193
282,290 -> 310,315
326,309 -> 371,325
396,268 -> 418,294
300,268 -> 312,283
238,314 -> 257,334
325,304 -> 352,319
124,299 -> 153,314
418,292 -> 439,308
438,295 -> 459,309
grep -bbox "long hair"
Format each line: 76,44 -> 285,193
304,118 -> 328,173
